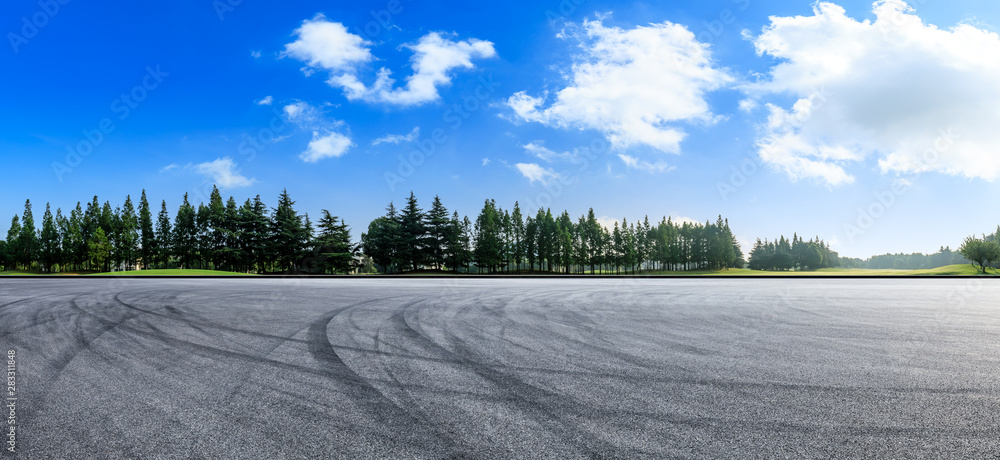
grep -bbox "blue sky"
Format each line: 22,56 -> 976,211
3,0 -> 1000,258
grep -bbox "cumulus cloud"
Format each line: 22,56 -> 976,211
301,131 -> 353,163
515,162 -> 560,185
372,127 -> 420,146
283,15 -> 373,71
747,0 -> 1000,185
284,15 -> 496,106
283,101 -> 353,161
507,18 -> 732,155
191,158 -> 255,188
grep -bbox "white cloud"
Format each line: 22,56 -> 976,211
283,15 -> 373,71
284,15 -> 496,106
515,162 -> 560,185
250,50 -> 262,59
301,131 -> 352,163
160,164 -> 178,173
738,98 -> 758,112
282,101 -> 353,162
617,154 -> 674,173
191,158 -> 255,188
522,142 -> 581,164
372,127 -> 420,146
482,157 -> 491,166
256,95 -> 273,106
507,18 -> 732,154
748,1 -> 1000,185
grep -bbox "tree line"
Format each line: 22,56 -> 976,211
0,187 -> 357,274
361,193 -> 745,274
747,234 -> 841,271
7,187 -> 989,275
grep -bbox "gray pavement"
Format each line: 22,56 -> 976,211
0,278 -> 998,459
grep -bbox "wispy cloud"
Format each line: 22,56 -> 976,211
255,95 -> 273,106
190,157 -> 255,188
372,127 -> 419,146
515,162 -> 560,185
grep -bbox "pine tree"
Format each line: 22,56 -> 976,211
399,192 -> 428,271
118,195 -> 139,270
17,200 -> 38,270
270,189 -> 306,273
39,203 -> 59,272
139,190 -> 155,269
313,210 -> 356,274
173,194 -> 198,269
155,200 -> 172,268
425,195 -> 450,269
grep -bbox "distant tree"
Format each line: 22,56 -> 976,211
270,189 -> 308,273
173,194 -> 198,269
5,216 -> 21,271
399,192 -> 428,271
313,210 -> 356,274
139,190 -> 155,269
118,195 -> 139,270
88,227 -> 111,272
39,203 -> 59,272
958,236 -> 1000,274
425,195 -> 450,270
362,216 -> 400,273
155,200 -> 173,268
18,200 -> 37,270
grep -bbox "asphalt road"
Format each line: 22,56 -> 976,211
0,278 -> 998,459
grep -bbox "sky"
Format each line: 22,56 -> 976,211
3,0 -> 1000,259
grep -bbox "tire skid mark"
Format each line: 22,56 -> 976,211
306,302 -> 462,455
390,299 -> 625,458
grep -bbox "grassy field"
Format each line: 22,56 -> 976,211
646,264 -> 993,276
0,264 -> 993,276
0,269 -> 254,276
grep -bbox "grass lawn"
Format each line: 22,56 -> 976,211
85,269 -> 255,276
646,264 -> 994,276
0,269 -> 254,276
1,264 -> 992,277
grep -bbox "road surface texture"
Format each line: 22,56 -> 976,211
0,278 -> 998,459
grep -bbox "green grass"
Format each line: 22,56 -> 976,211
85,269 -> 255,276
0,269 -> 254,276
645,264 -> 994,276
1,264 -> 992,277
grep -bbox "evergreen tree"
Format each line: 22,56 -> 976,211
173,194 -> 198,269
155,200 -> 173,268
18,200 -> 38,270
313,210 -> 356,274
425,195 -> 450,269
118,195 -> 139,270
139,190 -> 155,269
399,192 -> 428,271
39,203 -> 59,272
270,189 -> 307,273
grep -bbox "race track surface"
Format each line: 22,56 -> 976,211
0,278 -> 998,459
